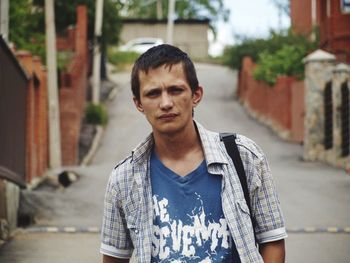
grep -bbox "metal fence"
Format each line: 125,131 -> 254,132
0,36 -> 28,188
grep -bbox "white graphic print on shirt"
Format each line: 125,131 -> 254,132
152,194 -> 231,261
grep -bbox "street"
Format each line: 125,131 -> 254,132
0,63 -> 349,262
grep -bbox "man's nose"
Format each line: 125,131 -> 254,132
160,93 -> 173,110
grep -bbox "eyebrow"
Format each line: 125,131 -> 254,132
143,86 -> 161,92
142,83 -> 187,96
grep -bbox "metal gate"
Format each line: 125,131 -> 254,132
324,81 -> 333,150
341,80 -> 349,157
0,36 -> 28,187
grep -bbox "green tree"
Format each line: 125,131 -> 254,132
271,0 -> 290,16
9,0 -> 122,59
222,29 -> 317,85
222,29 -> 316,70
9,0 -> 45,58
253,44 -> 307,85
32,0 -> 122,46
120,0 -> 229,36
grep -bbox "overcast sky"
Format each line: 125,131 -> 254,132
209,0 -> 291,56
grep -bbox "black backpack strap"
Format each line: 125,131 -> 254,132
220,133 -> 257,243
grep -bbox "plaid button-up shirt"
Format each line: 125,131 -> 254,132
100,122 -> 287,263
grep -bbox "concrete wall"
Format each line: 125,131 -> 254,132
0,180 -> 19,241
120,20 -> 209,59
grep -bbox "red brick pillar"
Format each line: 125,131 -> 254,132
76,5 -> 88,118
33,56 -> 49,177
76,5 -> 87,57
16,51 -> 35,183
59,88 -> 80,165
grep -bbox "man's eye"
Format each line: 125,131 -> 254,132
169,87 -> 183,94
146,90 -> 160,97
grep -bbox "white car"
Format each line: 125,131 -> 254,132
118,37 -> 164,53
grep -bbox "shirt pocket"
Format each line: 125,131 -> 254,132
236,199 -> 251,216
124,191 -> 142,241
235,199 -> 255,240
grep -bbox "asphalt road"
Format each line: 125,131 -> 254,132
0,63 -> 349,263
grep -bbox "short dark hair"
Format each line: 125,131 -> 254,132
131,44 -> 199,100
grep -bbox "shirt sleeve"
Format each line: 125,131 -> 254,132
252,153 -> 288,244
100,169 -> 133,258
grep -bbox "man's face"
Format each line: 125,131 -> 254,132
133,63 -> 203,135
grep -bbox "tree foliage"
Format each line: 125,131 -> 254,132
32,0 -> 122,45
253,45 -> 307,85
120,0 -> 229,35
222,29 -> 317,85
222,29 -> 316,70
9,0 -> 122,59
270,0 -> 290,16
9,0 -> 45,57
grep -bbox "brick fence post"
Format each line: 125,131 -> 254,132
32,56 -> 49,177
16,51 -> 35,183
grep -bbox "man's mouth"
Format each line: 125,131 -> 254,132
158,113 -> 178,120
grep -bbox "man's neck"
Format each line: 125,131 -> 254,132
153,121 -> 203,163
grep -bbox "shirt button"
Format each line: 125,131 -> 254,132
135,229 -> 139,234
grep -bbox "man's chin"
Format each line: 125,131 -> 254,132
153,122 -> 184,136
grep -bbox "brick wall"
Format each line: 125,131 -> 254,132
16,52 -> 48,183
238,56 -> 305,142
13,5 -> 88,180
57,27 -> 76,51
59,5 -> 88,165
32,57 -> 48,177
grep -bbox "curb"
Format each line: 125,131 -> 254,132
26,226 -> 100,234
22,226 -> 350,234
287,227 -> 350,234
80,125 -> 104,166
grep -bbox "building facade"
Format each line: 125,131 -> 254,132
291,0 -> 350,62
120,18 -> 210,59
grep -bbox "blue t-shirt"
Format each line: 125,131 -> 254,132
150,152 -> 241,262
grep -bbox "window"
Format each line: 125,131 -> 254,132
341,0 -> 350,13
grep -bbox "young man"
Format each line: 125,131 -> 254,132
101,44 -> 287,263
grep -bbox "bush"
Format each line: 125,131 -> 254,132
222,38 -> 272,70
107,49 -> 140,70
222,29 -> 316,70
253,44 -> 307,85
57,51 -> 74,71
85,103 -> 108,125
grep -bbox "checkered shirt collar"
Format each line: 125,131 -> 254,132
131,121 -> 229,167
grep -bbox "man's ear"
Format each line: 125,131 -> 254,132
192,86 -> 203,107
133,97 -> 144,113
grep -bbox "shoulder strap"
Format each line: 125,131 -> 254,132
220,133 -> 257,242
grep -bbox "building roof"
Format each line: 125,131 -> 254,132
121,18 -> 210,25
